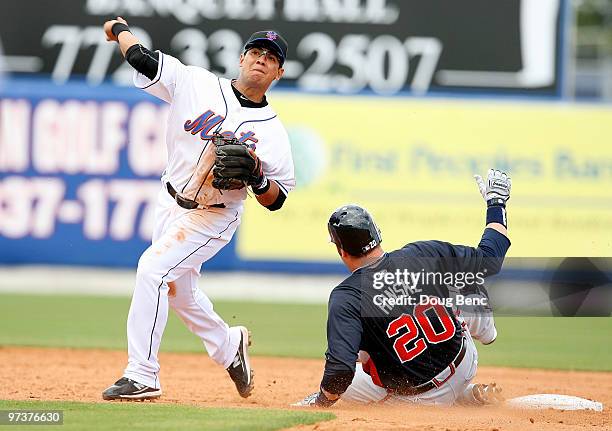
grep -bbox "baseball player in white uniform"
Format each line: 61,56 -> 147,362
101,17 -> 295,401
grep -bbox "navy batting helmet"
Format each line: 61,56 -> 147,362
328,204 -> 382,256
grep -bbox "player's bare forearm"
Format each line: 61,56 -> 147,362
255,181 -> 280,206
322,388 -> 340,400
117,32 -> 141,57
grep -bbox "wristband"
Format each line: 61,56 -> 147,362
486,205 -> 507,228
487,197 -> 506,207
111,23 -> 131,38
251,175 -> 270,195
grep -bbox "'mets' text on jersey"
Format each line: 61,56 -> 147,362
322,229 -> 510,393
183,110 -> 259,146
134,52 -> 295,206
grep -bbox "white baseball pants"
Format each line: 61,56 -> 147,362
455,293 -> 498,345
123,187 -> 243,389
342,334 -> 481,406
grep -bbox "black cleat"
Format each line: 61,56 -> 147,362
102,377 -> 162,401
226,326 -> 254,398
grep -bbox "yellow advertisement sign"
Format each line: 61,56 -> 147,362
238,96 -> 612,260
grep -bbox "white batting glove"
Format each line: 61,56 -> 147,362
291,390 -> 337,408
291,392 -> 319,407
474,169 -> 511,207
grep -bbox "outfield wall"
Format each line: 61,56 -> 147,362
1,79 -> 610,271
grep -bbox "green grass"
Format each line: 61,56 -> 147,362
479,317 -> 611,370
0,294 -> 327,358
0,400 -> 334,431
0,293 -> 610,371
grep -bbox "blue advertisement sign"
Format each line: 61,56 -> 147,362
0,80 -> 239,268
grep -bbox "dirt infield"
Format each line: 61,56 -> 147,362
0,346 -> 609,430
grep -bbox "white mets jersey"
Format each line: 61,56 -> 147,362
133,52 -> 295,206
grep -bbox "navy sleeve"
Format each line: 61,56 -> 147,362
320,286 -> 362,395
125,44 -> 160,81
477,228 -> 511,275
478,228 -> 511,257
403,228 -> 510,277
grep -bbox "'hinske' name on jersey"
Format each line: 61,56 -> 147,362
184,110 -> 258,146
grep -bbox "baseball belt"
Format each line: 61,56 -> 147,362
166,182 -> 226,210
393,337 -> 468,397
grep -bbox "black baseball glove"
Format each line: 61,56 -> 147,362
212,134 -> 263,191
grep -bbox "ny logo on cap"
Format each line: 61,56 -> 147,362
266,31 -> 278,41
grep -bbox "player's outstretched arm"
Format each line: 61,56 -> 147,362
103,17 -> 159,82
474,169 -> 511,238
103,17 -> 140,57
290,291 -> 361,408
473,169 -> 511,276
